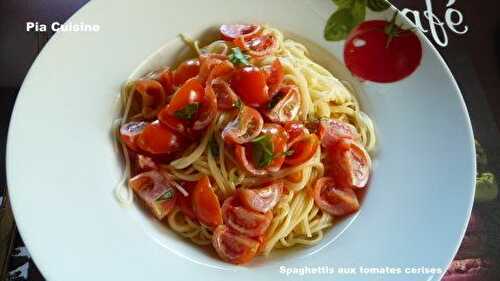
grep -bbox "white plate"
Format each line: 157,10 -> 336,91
7,0 -> 475,280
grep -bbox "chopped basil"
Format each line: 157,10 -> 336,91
234,99 -> 242,110
174,103 -> 199,120
209,137 -> 220,157
229,47 -> 251,66
156,188 -> 174,202
252,134 -> 274,168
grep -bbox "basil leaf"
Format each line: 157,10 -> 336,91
156,188 -> 174,202
331,0 -> 354,8
324,8 -> 356,41
352,0 -> 367,24
229,47 -> 250,66
367,0 -> 390,12
252,134 -> 274,168
209,137 -> 219,157
174,103 -> 199,120
234,99 -> 242,110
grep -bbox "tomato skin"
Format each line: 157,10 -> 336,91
156,68 -> 175,96
284,121 -> 308,142
284,133 -> 319,166
192,176 -> 223,228
264,59 -> 284,96
231,66 -> 269,107
344,20 -> 422,83
135,80 -> 167,119
238,181 -> 283,213
222,196 -> 273,237
173,59 -> 201,86
220,24 -> 261,41
314,119 -> 360,148
222,105 -> 264,144
212,225 -> 260,265
136,121 -> 184,155
207,78 -> 239,110
120,121 -> 147,152
129,170 -> 177,220
328,139 -> 371,189
313,177 -> 360,216
264,85 -> 301,123
235,34 -> 278,57
136,154 -> 157,172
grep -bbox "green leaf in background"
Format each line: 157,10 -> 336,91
367,0 -> 391,12
331,0 -> 354,8
324,8 -> 356,41
352,0 -> 367,24
475,172 -> 498,202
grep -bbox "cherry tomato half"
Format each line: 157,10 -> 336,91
135,79 -> 167,119
207,78 -> 239,110
120,121 -> 147,152
220,24 -> 261,41
222,196 -> 273,237
173,59 -> 201,86
327,139 -> 371,188
222,105 -> 264,144
238,181 -> 283,213
235,34 -> 278,57
231,66 -> 269,108
264,85 -> 301,123
192,176 -> 223,227
264,59 -> 284,96
284,133 -> 319,167
313,177 -> 360,217
129,170 -> 178,220
212,225 -> 260,265
136,120 -> 184,155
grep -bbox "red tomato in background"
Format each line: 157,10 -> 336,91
344,20 -> 422,83
231,66 -> 269,107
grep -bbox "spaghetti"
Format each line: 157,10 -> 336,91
114,24 -> 375,264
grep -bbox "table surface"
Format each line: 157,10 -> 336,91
1,0 -> 499,280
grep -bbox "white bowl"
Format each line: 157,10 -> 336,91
7,0 -> 475,280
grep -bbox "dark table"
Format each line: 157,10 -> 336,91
1,0 -> 499,280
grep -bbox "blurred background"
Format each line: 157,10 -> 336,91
1,0 -> 499,280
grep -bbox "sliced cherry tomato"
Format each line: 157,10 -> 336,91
264,85 -> 301,123
328,139 -> 371,188
310,119 -> 360,148
206,78 -> 239,110
135,80 -> 167,119
220,24 -> 261,41
235,34 -> 278,57
313,177 -> 360,216
156,68 -> 175,96
238,181 -> 283,213
222,105 -> 263,144
120,121 -> 147,152
344,20 -> 422,83
192,176 -> 223,227
285,133 -> 319,166
198,54 -> 234,85
136,120 -> 184,155
158,78 -> 216,135
173,59 -> 200,86
234,123 -> 288,175
222,196 -> 273,237
231,66 -> 269,107
283,121 -> 308,142
129,170 -> 177,220
212,225 -> 260,265
264,59 -> 284,96
177,181 -> 196,219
